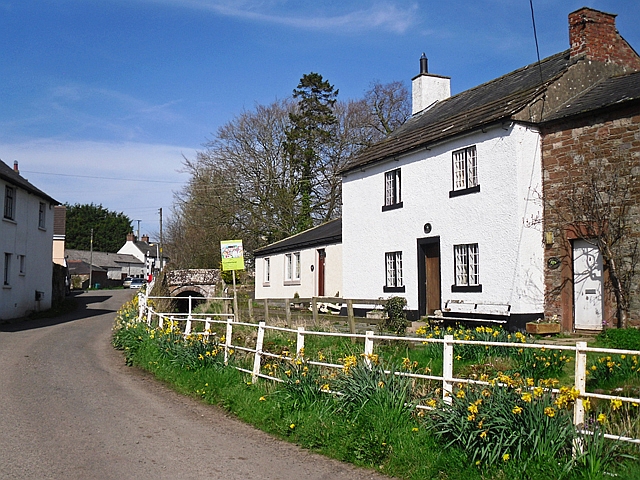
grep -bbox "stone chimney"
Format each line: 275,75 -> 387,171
141,235 -> 150,243
126,233 -> 136,242
411,53 -> 451,115
569,7 -> 640,69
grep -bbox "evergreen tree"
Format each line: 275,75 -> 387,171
285,72 -> 338,232
65,203 -> 132,252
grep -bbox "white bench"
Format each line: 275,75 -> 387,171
428,300 -> 510,324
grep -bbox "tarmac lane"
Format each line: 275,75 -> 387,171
0,290 -> 392,480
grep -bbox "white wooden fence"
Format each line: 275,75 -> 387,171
137,293 -> 640,446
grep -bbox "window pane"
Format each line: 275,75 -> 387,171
469,244 -> 479,285
396,252 -> 403,287
467,147 -> 478,188
294,253 -> 300,280
453,151 -> 466,190
454,245 -> 468,285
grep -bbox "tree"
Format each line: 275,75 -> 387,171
65,203 -> 132,252
364,80 -> 410,136
285,72 -> 338,232
544,153 -> 640,328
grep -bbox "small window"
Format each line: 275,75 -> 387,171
4,186 -> 15,220
452,243 -> 481,292
384,251 -> 405,292
450,146 -> 480,197
263,257 -> 271,285
285,252 -> 301,284
18,255 -> 25,275
38,202 -> 46,229
3,253 -> 10,286
382,168 -> 402,211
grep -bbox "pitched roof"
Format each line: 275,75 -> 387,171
254,218 -> 342,257
341,51 -> 573,173
543,70 -> 640,122
66,249 -> 143,268
0,159 -> 59,205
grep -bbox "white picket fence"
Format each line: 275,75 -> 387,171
137,293 -> 640,446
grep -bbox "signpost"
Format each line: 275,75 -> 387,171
220,240 -> 245,321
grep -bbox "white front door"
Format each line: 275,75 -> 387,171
573,239 -> 604,330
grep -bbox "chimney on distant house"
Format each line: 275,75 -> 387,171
569,7 -> 640,69
13,161 -> 19,173
411,53 -> 451,115
141,235 -> 149,243
126,233 -> 136,242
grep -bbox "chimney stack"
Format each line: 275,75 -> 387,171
411,54 -> 451,115
126,233 -> 136,242
141,235 -> 150,243
13,161 -> 19,173
568,7 -> 640,70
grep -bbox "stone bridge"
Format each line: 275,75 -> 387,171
165,269 -> 222,298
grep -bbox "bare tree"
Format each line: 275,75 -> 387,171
364,80 -> 410,136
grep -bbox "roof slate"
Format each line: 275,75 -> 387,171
0,159 -> 59,205
341,51 -> 573,173
543,71 -> 640,122
254,218 -> 342,257
66,249 -> 143,268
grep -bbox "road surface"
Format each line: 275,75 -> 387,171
0,290 -> 391,480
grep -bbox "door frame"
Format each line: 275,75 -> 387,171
417,237 -> 441,317
317,248 -> 326,297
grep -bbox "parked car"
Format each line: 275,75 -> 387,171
123,277 -> 133,288
129,278 -> 146,289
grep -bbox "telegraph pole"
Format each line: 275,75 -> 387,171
159,208 -> 163,272
89,227 -> 94,289
135,219 -> 141,240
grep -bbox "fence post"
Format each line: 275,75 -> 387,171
204,317 -> 211,339
443,335 -> 454,405
184,317 -> 192,336
364,330 -> 374,368
252,321 -> 266,383
347,299 -> 355,341
285,300 -> 292,326
573,341 -> 588,455
224,316 -> 233,365
264,299 -> 269,323
312,297 -> 318,326
158,313 -> 164,329
248,299 -> 254,321
138,291 -> 145,322
146,306 -> 153,326
296,326 -> 305,357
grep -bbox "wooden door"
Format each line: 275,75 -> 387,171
317,249 -> 326,297
424,243 -> 441,315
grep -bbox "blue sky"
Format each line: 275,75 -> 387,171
1,0 -> 638,240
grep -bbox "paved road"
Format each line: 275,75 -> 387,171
0,290 -> 391,480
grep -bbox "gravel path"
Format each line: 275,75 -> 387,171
0,290 -> 393,480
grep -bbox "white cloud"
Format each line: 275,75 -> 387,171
141,0 -> 418,34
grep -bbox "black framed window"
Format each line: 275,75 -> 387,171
383,168 -> 402,211
384,251 -> 405,292
450,146 -> 480,197
452,243 -> 481,292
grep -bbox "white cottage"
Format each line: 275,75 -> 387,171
1,160 -> 58,319
254,218 -> 342,300
340,7 -> 639,329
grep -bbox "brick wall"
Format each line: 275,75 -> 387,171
542,103 -> 640,330
569,8 -> 640,70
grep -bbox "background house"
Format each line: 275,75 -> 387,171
66,249 -> 144,287
118,233 -> 168,280
339,7 -> 639,330
1,160 -> 58,319
254,218 -> 342,300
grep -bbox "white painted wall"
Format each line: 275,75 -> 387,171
255,242 -> 342,300
1,183 -> 54,319
341,123 -> 544,316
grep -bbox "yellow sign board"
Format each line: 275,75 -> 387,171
220,240 -> 245,271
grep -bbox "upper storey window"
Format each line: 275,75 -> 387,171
383,168 -> 402,211
450,146 -> 480,197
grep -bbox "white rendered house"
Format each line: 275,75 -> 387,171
254,218 -> 342,301
1,160 -> 58,319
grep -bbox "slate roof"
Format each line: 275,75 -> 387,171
341,51 -> 574,173
254,218 -> 342,257
543,70 -> 640,122
66,249 -> 143,268
0,159 -> 59,205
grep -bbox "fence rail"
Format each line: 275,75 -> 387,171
136,292 -> 640,446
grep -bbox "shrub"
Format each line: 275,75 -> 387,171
381,296 -> 408,335
597,328 -> 640,351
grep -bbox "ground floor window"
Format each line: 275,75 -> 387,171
453,243 -> 481,292
384,251 -> 405,292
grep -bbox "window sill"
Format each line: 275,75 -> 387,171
2,284 -> 11,289
451,284 -> 482,293
449,185 -> 480,198
383,286 -> 405,293
262,282 -> 270,287
284,280 -> 301,286
382,202 -> 403,212
38,226 -> 47,232
2,217 -> 17,225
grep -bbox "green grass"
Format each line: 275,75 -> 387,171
112,302 -> 640,480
